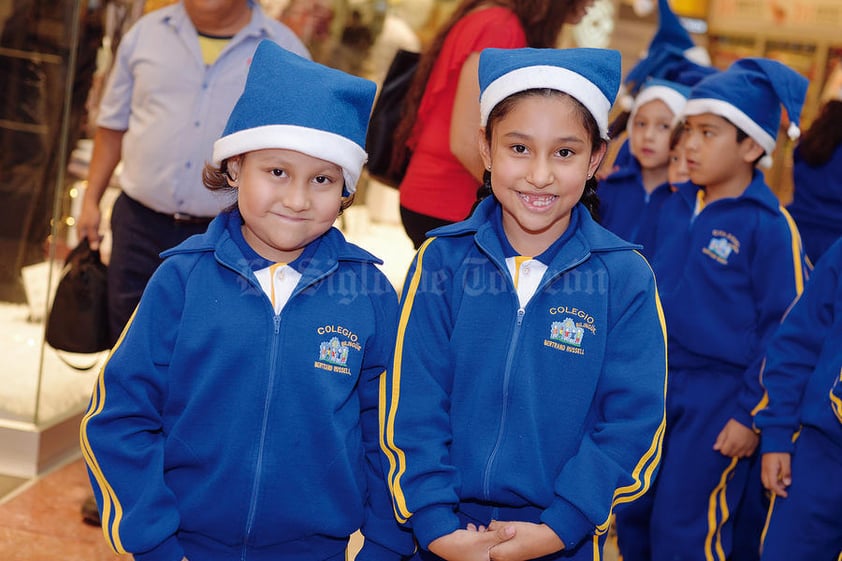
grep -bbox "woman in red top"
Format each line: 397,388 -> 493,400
393,0 -> 596,248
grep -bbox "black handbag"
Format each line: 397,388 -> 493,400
45,238 -> 110,355
365,49 -> 420,188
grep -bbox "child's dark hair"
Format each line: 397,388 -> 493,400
473,88 -> 603,221
607,109 -> 630,140
669,122 -> 685,150
796,99 -> 842,166
202,155 -> 355,214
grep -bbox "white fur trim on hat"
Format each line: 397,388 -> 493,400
629,84 -> 687,129
479,65 -> 612,139
212,125 -> 368,194
683,97 -> 777,156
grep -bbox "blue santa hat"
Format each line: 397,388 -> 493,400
478,47 -> 621,140
213,40 -> 376,194
620,0 -> 712,108
649,0 -> 708,65
628,78 -> 691,129
682,57 -> 808,168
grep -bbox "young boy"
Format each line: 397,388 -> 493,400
80,40 -> 413,561
630,58 -> 811,561
754,236 -> 842,560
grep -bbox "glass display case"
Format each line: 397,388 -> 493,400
0,0 -> 105,477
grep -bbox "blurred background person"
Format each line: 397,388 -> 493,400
786,88 -> 842,265
391,0 -> 597,248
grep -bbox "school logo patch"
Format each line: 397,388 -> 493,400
314,325 -> 361,375
552,318 -> 583,346
702,230 -> 740,265
543,306 -> 596,356
319,337 -> 348,366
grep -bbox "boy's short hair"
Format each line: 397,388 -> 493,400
681,58 -> 808,168
211,40 -> 376,194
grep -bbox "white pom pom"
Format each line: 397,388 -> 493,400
759,154 -> 773,169
633,0 -> 655,17
620,94 -> 634,112
787,122 -> 801,141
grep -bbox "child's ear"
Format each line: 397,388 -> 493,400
588,141 -> 608,180
478,127 -> 492,171
739,137 -> 765,164
226,157 -> 242,187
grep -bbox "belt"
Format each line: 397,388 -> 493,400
171,212 -> 214,225
121,194 -> 215,225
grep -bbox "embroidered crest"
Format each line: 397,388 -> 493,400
314,334 -> 354,375
702,230 -> 741,265
543,310 -> 595,356
551,318 -> 584,346
319,337 -> 348,366
707,237 -> 733,259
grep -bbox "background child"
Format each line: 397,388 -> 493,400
624,58 -> 811,561
604,0 -> 714,175
80,40 -> 413,561
667,124 -> 690,186
598,78 -> 690,254
380,47 -> 668,561
786,94 -> 842,264
754,237 -> 842,560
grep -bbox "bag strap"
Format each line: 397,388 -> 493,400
52,349 -> 108,372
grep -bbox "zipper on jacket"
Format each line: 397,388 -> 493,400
482,306 -> 526,498
240,316 -> 281,560
478,248 -> 592,499
237,264 -> 339,557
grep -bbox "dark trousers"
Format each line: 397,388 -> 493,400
107,193 -> 213,345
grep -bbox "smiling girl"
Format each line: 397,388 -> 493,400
380,47 -> 668,561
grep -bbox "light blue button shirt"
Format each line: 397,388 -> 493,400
96,1 -> 309,217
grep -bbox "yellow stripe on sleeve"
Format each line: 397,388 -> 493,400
79,311 -> 135,554
380,238 -> 436,523
779,206 -> 805,296
596,253 -> 669,534
830,368 -> 842,424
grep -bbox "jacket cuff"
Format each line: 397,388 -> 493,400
759,427 -> 796,454
540,498 -> 593,550
411,505 -> 460,550
732,408 -> 754,431
132,535 -> 184,561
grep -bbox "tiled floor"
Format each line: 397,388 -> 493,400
0,456 -> 117,560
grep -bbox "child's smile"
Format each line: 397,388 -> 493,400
517,191 -> 558,209
480,93 -> 604,256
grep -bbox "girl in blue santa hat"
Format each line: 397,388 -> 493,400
380,46 -> 668,561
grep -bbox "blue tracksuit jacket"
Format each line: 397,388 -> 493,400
753,237 -> 842,561
598,159 -> 673,256
81,210 -> 413,561
787,144 -> 842,264
380,197 -> 667,555
755,236 -> 842,452
650,171 -> 809,427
